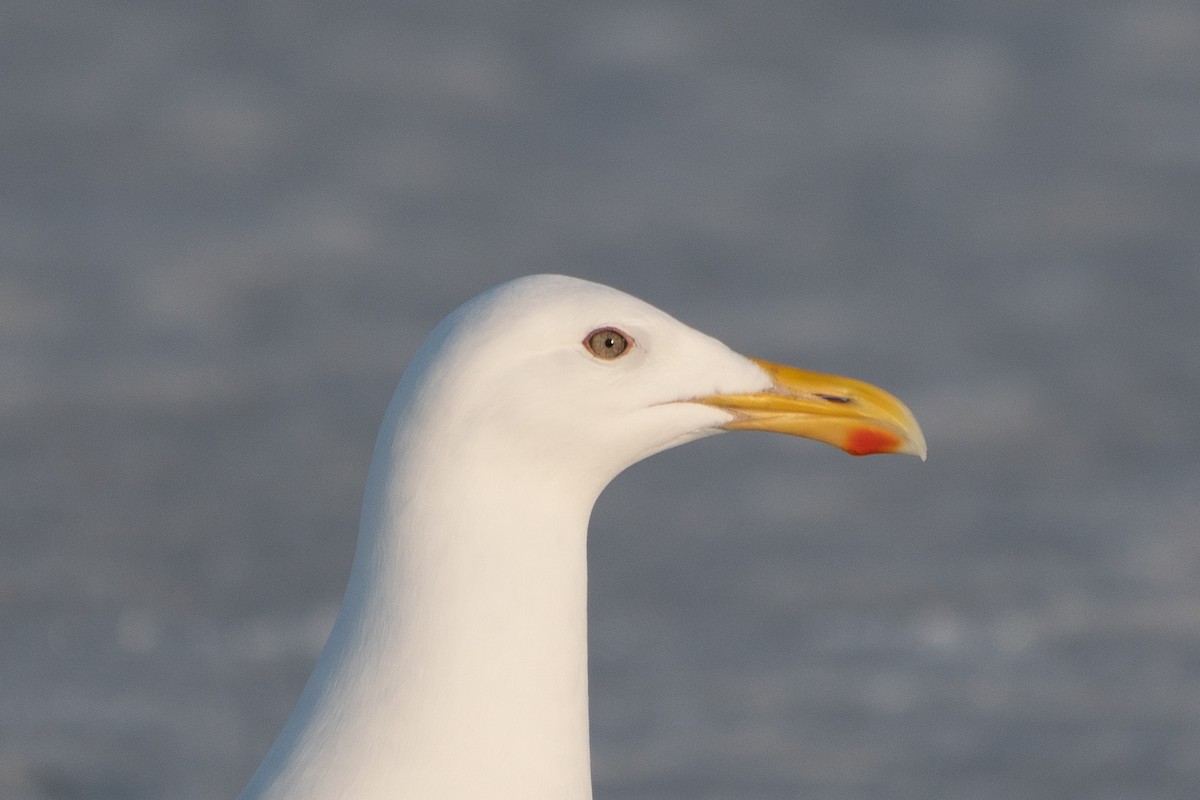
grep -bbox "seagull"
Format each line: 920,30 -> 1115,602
236,274 -> 925,799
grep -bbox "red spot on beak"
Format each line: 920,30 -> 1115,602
845,427 -> 901,456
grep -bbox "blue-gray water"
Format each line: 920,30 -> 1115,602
3,3 -> 1199,798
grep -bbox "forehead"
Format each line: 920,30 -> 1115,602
466,277 -> 671,342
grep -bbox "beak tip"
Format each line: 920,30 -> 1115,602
911,427 -> 928,462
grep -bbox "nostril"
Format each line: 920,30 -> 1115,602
816,393 -> 852,404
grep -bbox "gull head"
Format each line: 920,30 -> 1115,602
389,275 -> 925,496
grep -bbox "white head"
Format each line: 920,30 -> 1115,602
386,274 -> 923,499
389,275 -> 776,491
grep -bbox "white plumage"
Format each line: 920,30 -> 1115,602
237,275 -> 925,799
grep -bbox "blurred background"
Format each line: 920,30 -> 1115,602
3,2 -> 1199,798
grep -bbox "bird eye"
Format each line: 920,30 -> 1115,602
585,328 -> 631,360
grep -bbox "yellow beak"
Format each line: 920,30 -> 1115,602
698,358 -> 927,459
